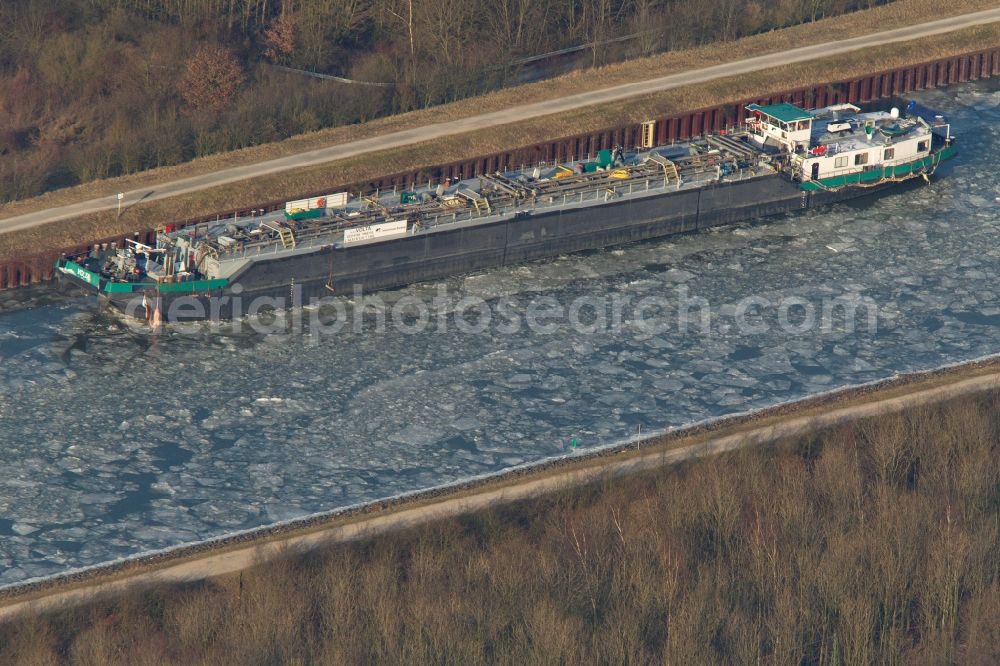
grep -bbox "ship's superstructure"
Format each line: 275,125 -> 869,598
56,100 -> 956,321
746,100 -> 950,189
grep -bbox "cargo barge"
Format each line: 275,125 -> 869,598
56,101 -> 956,322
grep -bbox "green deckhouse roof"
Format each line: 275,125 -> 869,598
746,102 -> 812,123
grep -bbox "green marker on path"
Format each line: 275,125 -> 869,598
570,437 -> 578,451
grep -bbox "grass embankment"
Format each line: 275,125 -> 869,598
0,0 -> 997,262
1,384 -> 998,663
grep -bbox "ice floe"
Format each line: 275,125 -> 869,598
1,81 -> 1000,587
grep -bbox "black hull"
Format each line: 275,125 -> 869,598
103,173 -> 914,320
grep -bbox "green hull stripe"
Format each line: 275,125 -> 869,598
800,144 -> 957,191
57,259 -> 227,294
58,260 -> 102,287
103,278 -> 229,294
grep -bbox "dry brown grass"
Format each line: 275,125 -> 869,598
0,1 -> 995,223
1,18 -> 997,263
1,387 -> 997,664
0,0 -> 993,223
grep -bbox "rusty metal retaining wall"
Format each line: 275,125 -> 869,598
3,47 -> 999,290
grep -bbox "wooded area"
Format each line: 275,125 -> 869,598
0,0 -> 895,203
1,388 -> 997,663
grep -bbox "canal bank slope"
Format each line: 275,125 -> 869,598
2,356 -> 1000,628
0,3 -> 999,269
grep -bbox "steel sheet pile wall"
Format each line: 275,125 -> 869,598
3,48 -> 998,290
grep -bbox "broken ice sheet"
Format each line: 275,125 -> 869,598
1,80 -> 1000,586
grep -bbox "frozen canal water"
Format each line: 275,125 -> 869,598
1,81 -> 999,585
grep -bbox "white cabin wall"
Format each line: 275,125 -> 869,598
752,118 -> 811,152
800,135 -> 933,180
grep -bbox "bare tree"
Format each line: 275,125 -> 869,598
385,0 -> 415,58
485,0 -> 542,59
262,14 -> 296,64
179,45 -> 246,113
